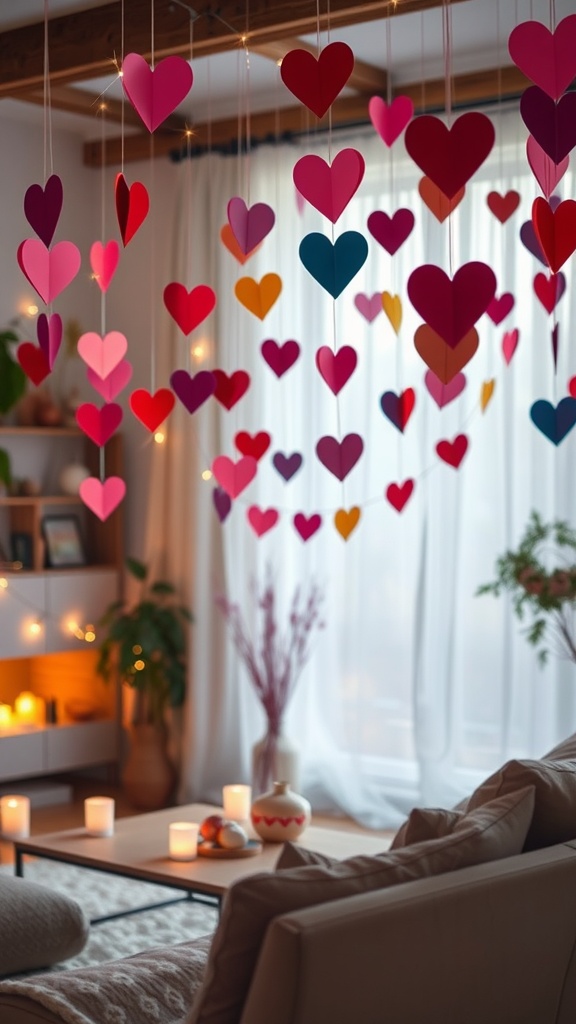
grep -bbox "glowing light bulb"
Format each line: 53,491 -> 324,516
154,431 -> 165,444
26,304 -> 38,317
0,578 -> 8,590
134,659 -> 145,671
201,469 -> 213,482
29,621 -> 42,637
67,619 -> 79,635
84,627 -> 96,643
132,644 -> 142,655
0,704 -> 13,728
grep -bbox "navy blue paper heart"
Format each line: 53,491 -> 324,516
272,451 -> 303,481
299,231 -> 369,298
530,396 -> 576,445
380,391 -> 403,431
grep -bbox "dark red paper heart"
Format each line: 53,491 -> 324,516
280,41 -> 354,119
261,339 -> 300,377
213,369 -> 250,410
532,197 -> 576,274
115,173 -> 150,246
405,112 -> 495,200
24,174 -> 63,247
163,283 -> 216,335
520,87 -> 576,165
367,209 -> 415,255
408,262 -> 496,348
234,431 -> 271,461
533,272 -> 566,314
130,388 -> 175,432
386,479 -> 415,512
16,342 -> 51,385
486,190 -> 520,223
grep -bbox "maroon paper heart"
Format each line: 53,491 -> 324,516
408,262 -> 497,348
315,433 -> 363,481
405,112 -> 495,199
213,486 -> 232,523
367,209 -> 415,255
486,293 -> 514,325
520,87 -> 576,165
280,42 -> 354,118
170,369 -> 216,414
261,339 -> 300,377
273,451 -> 303,481
24,174 -> 63,247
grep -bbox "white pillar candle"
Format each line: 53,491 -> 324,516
169,821 -> 199,860
84,797 -> 115,837
14,691 -> 38,726
0,795 -> 30,839
223,784 -> 251,821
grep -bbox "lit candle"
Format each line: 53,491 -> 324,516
169,821 -> 199,860
0,795 -> 30,839
0,703 -> 13,729
84,797 -> 115,837
14,691 -> 38,726
223,784 -> 252,822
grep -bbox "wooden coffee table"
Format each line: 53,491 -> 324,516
13,802 -> 391,921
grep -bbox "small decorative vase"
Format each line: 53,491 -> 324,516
251,781 -> 311,843
122,723 -> 176,810
252,729 -> 300,795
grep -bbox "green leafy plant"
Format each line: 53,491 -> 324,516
97,557 -> 193,725
0,326 -> 26,416
0,448 -> 11,489
477,510 -> 576,664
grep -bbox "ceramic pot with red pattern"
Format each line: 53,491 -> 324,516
250,780 -> 311,842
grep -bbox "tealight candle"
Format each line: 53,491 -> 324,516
0,795 -> 30,839
84,796 -> 115,837
14,691 -> 38,726
223,784 -> 251,822
169,822 -> 199,861
0,703 -> 13,729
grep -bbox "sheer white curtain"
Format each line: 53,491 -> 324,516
153,106 -> 576,828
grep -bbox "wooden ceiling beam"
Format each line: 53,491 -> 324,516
11,84 -> 187,132
0,0 -> 469,96
252,38 -> 389,95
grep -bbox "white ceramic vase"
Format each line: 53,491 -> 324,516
250,781 -> 311,843
251,729 -> 300,796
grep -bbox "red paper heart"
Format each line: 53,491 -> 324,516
486,190 -> 521,223
293,512 -> 322,541
532,197 -> 576,274
130,388 -> 175,432
436,433 -> 469,469
315,345 -> 357,395
16,342 -> 50,385
533,272 -> 565,313
408,262 -> 496,347
405,112 -> 495,199
386,479 -> 415,512
418,177 -> 465,222
247,506 -> 279,537
280,41 -> 354,118
76,402 -> 123,447
414,326 -> 479,384
568,375 -> 576,398
486,293 -> 514,325
213,369 -> 250,410
115,174 -> 149,246
234,431 -> 271,461
163,283 -> 216,335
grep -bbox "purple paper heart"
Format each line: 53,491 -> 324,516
213,486 -> 232,523
520,87 -> 576,165
24,174 -> 63,247
36,313 -> 62,370
367,208 -> 415,255
520,219 -> 547,265
170,369 -> 216,414
227,197 -> 275,255
261,339 -> 300,378
354,292 -> 382,323
315,433 -> 363,481
272,451 -> 303,481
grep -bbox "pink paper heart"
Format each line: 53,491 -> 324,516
526,136 -> 569,199
502,328 -> 520,365
227,198 -> 275,255
121,52 -> 193,132
76,402 -> 123,446
486,292 -> 515,325
315,345 -> 357,395
77,331 -> 128,379
292,148 -> 365,224
261,339 -> 300,377
424,370 -> 466,408
37,313 -> 62,370
163,283 -> 216,335
293,512 -> 322,541
87,359 -> 133,401
367,209 -> 415,255
508,14 -> 576,100
90,240 -> 120,293
316,433 -> 363,481
24,174 -> 63,247
212,455 -> 257,499
18,238 -> 81,304
368,95 -> 414,146
80,476 -> 126,521
247,506 -> 279,537
354,292 -> 382,323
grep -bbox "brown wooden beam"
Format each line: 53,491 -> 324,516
0,0 -> 469,96
252,38 -> 389,95
12,83 -> 187,132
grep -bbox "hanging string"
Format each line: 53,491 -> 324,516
120,0 -> 125,173
43,0 -> 54,181
149,0 -> 157,395
100,107 -> 107,337
443,0 -> 454,282
151,0 -> 155,70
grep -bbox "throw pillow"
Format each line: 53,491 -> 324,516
0,875 -> 89,977
390,806 -> 463,849
543,733 -> 576,761
467,758 -> 576,850
187,785 -> 534,1024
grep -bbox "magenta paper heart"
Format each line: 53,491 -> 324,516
261,339 -> 300,377
368,95 -> 414,146
292,148 -> 365,224
367,209 -> 415,256
212,455 -> 257,499
163,283 -> 216,335
227,198 -> 275,255
521,88 -> 576,165
213,487 -> 232,524
87,359 -> 132,401
424,370 -> 466,408
405,112 -> 495,200
407,262 -> 497,348
24,174 -> 63,247
272,451 -> 303,481
527,136 -> 569,199
90,240 -> 120,293
170,369 -> 216,414
76,402 -> 123,447
18,238 -> 81,304
293,512 -> 322,541
121,52 -> 193,133
37,313 -> 62,370
247,506 -> 279,537
502,328 -> 520,365
354,292 -> 382,323
509,14 -> 576,100
315,345 -> 357,395
77,331 -> 128,379
316,433 -> 363,481
80,476 -> 126,521
486,292 -> 514,325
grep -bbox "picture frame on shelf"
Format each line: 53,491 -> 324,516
42,515 -> 85,568
10,531 -> 34,569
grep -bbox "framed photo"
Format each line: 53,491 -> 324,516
10,531 -> 34,569
42,515 -> 85,568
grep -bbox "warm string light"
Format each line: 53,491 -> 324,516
201,469 -> 213,481
154,431 -> 166,444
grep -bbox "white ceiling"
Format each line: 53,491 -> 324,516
0,0 -> 573,141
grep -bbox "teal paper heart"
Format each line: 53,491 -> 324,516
530,397 -> 576,445
299,231 -> 368,298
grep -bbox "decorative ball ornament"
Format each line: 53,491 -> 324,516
250,781 -> 311,843
59,462 -> 90,496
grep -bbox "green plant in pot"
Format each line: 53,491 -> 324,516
97,557 -> 193,809
0,325 -> 26,420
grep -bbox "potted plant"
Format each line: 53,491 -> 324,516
97,557 -> 193,809
0,324 -> 26,420
477,510 -> 576,665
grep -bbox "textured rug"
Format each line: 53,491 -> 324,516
0,858 -> 218,972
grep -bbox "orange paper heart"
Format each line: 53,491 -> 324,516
382,292 -> 402,334
235,273 -> 282,320
414,324 -> 479,384
334,506 -> 361,540
480,379 -> 496,412
418,177 -> 465,222
220,224 -> 261,265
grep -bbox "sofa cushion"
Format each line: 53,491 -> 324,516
0,876 -> 89,978
467,758 -> 576,850
543,733 -> 576,760
187,785 -> 535,1024
390,806 -> 463,849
